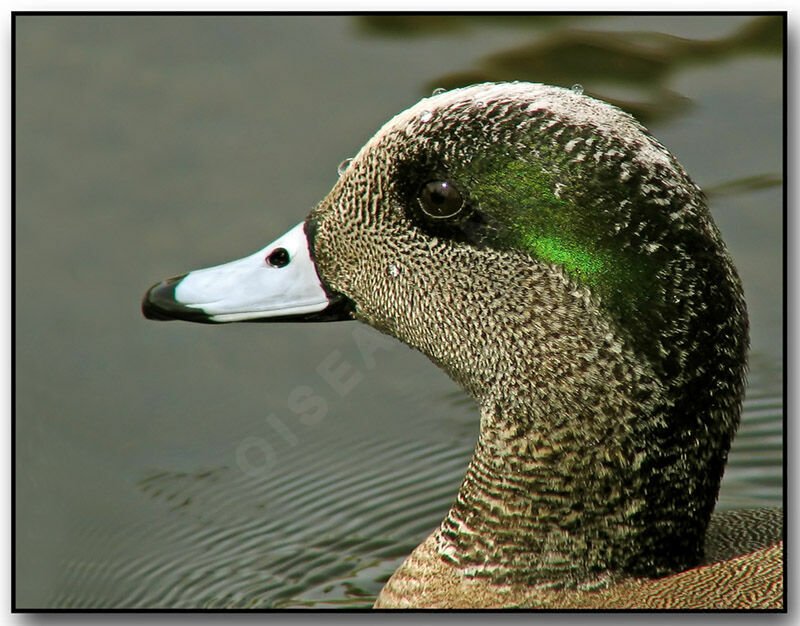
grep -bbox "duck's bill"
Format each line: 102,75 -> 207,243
141,221 -> 353,323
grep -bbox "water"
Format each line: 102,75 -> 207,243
337,158 -> 353,177
15,15 -> 783,608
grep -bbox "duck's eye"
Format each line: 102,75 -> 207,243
266,247 -> 290,268
418,180 -> 463,219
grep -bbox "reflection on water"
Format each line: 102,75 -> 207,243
357,14 -> 575,36
363,15 -> 782,126
16,14 -> 783,609
55,435 -> 476,608
704,173 -> 782,198
718,352 -> 783,510
51,381 -> 782,609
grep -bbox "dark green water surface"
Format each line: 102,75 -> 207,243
15,15 -> 783,608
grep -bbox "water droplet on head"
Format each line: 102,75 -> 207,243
431,87 -> 446,96
337,158 -> 353,177
571,84 -> 584,95
419,110 -> 433,122
388,264 -> 400,278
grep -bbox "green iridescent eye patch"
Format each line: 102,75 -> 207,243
468,158 -> 657,311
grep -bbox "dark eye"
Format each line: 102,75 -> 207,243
266,247 -> 290,267
418,180 -> 463,219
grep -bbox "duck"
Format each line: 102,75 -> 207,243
142,82 -> 783,609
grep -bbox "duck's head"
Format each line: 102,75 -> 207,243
143,83 -> 747,585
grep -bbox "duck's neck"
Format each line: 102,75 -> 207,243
434,366 -> 712,589
404,257 -> 742,590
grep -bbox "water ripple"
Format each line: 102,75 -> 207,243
51,380 -> 781,608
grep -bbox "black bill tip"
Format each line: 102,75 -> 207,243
141,275 -> 217,323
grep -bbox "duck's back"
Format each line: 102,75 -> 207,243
375,507 -> 783,609
702,507 -> 783,564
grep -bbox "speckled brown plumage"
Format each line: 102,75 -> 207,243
702,507 -> 783,565
143,82 -> 783,609
374,530 -> 783,609
306,83 -> 782,608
